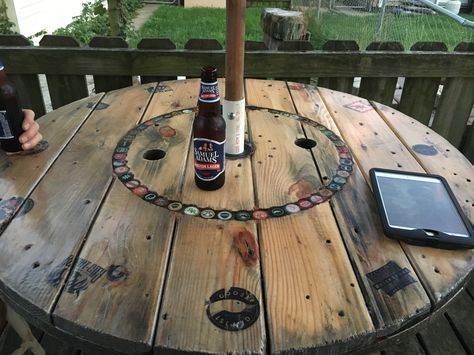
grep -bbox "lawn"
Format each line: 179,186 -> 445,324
131,5 -> 474,50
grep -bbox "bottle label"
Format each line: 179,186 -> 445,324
199,81 -> 220,103
0,111 -> 13,139
194,138 -> 225,181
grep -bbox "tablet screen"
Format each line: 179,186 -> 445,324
373,171 -> 470,238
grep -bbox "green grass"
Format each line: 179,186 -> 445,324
130,5 -> 474,50
130,6 -> 264,48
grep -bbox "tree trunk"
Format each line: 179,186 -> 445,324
107,0 -> 121,36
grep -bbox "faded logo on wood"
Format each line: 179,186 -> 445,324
206,287 -> 260,331
47,256 -> 129,295
366,261 -> 417,296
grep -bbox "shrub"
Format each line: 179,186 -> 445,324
54,0 -> 142,45
0,0 -> 15,34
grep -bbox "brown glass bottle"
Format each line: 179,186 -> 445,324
193,66 -> 226,190
0,62 -> 24,153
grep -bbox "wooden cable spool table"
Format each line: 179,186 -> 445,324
0,79 -> 472,355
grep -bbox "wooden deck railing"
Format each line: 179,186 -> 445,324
0,35 -> 472,162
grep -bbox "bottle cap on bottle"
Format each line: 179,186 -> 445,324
201,66 -> 217,83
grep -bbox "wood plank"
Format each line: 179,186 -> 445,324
431,43 -> 474,147
417,313 -> 465,355
137,39 -> 177,84
53,81 -> 196,354
40,333 -> 79,355
460,123 -> 474,163
382,336 -> 425,355
372,101 -> 474,223
0,302 -> 4,334
0,325 -> 43,355
246,79 -> 374,353
289,83 -> 430,335
1,47 -> 474,78
39,36 -> 89,109
0,35 -> 46,116
358,42 -> 404,105
89,37 -> 133,92
276,41 -> 313,84
0,93 -> 103,233
0,85 -> 153,326
318,41 -> 359,93
397,42 -> 447,126
155,79 -> 265,354
444,291 -> 474,353
317,87 -> 473,306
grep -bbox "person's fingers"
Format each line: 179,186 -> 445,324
21,109 -> 35,131
19,120 -> 39,144
21,132 -> 43,150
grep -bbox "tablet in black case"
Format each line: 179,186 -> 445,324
370,168 -> 474,249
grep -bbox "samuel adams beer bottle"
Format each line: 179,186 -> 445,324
193,66 -> 226,190
0,62 -> 24,153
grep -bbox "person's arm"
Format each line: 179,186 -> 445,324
19,109 -> 42,151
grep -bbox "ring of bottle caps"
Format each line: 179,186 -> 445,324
113,106 -> 354,221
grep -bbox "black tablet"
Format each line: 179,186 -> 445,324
370,168 -> 474,249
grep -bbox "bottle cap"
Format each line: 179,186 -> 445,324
201,66 -> 217,82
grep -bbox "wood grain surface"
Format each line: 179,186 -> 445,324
53,81 -> 195,353
246,79 -> 374,353
0,85 -> 153,326
155,79 -> 265,354
0,79 -> 472,355
289,83 -> 430,335
317,87 -> 473,305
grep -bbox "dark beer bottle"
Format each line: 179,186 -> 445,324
193,66 -> 226,190
0,62 -> 24,153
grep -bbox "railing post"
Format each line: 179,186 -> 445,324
0,35 -> 45,117
89,37 -> 133,93
277,40 -> 313,84
358,42 -> 404,106
39,36 -> 89,109
432,42 -> 474,149
318,40 -> 359,93
398,42 -> 447,126
184,39 -> 223,78
137,38 -> 177,84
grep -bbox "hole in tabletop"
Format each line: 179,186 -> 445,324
32,262 -> 40,269
305,295 -> 310,300
326,240 -> 331,244
434,267 -> 440,274
24,244 -> 33,251
146,235 -> 152,240
338,310 -> 345,317
143,149 -> 166,161
295,138 -> 317,150
84,199 -> 91,205
350,283 -> 355,287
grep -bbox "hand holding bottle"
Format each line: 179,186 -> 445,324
18,109 -> 42,151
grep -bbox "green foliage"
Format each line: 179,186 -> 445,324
54,0 -> 143,45
0,0 -> 15,34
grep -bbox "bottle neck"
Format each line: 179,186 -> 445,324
198,79 -> 220,116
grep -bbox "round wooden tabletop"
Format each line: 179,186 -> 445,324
0,79 -> 472,355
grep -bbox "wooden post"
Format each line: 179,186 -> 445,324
224,0 -> 246,155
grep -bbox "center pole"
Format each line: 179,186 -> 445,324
224,0 -> 246,156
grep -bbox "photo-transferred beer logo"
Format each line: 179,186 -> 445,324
206,287 -> 260,331
112,107 -> 354,221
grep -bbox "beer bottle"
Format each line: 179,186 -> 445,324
0,62 -> 24,153
193,66 -> 226,191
